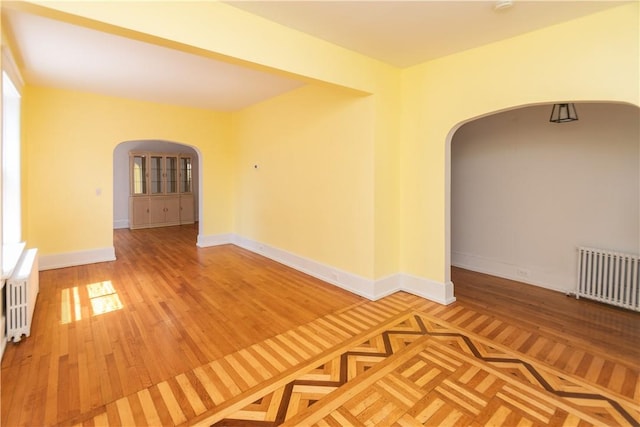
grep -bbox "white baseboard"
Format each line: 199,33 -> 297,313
401,273 -> 457,304
39,247 -> 116,271
451,251 -> 571,294
232,234 -> 378,299
375,273 -> 456,304
196,233 -> 234,248
372,274 -> 401,299
196,233 -> 456,305
31,234 -> 456,304
113,219 -> 129,229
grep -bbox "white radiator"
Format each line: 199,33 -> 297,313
6,248 -> 39,342
577,247 -> 639,311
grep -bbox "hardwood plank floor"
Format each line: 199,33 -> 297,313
1,225 -> 364,426
451,267 -> 640,365
1,224 -> 638,426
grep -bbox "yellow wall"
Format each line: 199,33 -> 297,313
13,1 -> 639,298
232,85 -> 375,278
372,74 -> 402,279
16,0 -> 402,279
399,3 -> 639,283
22,86 -> 233,254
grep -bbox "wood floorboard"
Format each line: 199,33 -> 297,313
1,224 -> 638,426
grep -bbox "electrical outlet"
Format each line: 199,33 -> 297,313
516,268 -> 530,278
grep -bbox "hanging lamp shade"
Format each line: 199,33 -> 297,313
549,103 -> 578,123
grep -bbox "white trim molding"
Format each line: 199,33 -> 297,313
373,273 -> 456,304
452,250 -> 569,294
39,247 -> 116,271
232,234 -> 377,300
196,233 -> 456,305
400,273 -> 456,305
196,233 -> 234,248
2,44 -> 25,90
113,219 -> 129,229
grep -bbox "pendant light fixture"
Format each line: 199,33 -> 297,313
549,103 -> 578,123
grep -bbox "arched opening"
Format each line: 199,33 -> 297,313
113,140 -> 203,237
446,101 -> 639,295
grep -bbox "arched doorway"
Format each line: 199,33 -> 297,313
447,101 -> 639,294
113,139 -> 203,236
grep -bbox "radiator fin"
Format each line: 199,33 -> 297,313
6,248 -> 39,342
577,247 -> 639,312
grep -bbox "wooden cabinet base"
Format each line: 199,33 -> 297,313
129,195 -> 194,229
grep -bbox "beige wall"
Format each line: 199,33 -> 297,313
451,103 -> 639,292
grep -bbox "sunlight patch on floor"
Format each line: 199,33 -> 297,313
60,281 -> 123,324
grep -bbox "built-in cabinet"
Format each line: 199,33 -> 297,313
129,152 -> 194,229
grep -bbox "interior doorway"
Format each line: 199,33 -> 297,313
113,139 -> 201,232
448,102 -> 639,294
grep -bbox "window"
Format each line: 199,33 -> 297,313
2,71 -> 21,246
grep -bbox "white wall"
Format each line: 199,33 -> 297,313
113,140 -> 199,229
451,102 -> 639,292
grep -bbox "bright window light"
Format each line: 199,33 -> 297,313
60,281 -> 124,324
2,71 -> 21,245
87,281 -> 124,316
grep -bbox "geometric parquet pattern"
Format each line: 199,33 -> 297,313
47,294 -> 639,426
210,314 -> 640,427
211,316 -> 427,426
58,295 -> 413,426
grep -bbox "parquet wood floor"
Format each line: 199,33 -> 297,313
204,310 -> 639,426
1,224 -> 639,426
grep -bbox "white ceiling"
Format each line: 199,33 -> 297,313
3,1 -> 629,111
227,1 -> 628,68
3,9 -> 305,111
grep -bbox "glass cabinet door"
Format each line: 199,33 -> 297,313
131,154 -> 147,195
150,155 -> 163,194
180,157 -> 192,193
166,156 -> 178,194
